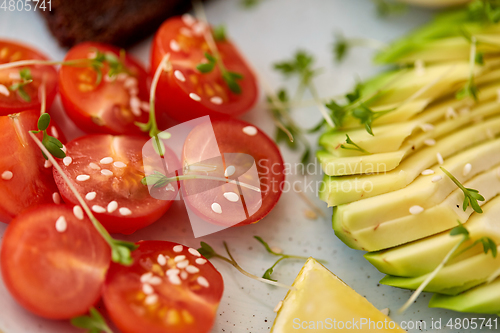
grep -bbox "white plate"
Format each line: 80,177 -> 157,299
0,0 -> 496,332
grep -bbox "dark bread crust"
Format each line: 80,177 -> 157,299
40,0 -> 192,48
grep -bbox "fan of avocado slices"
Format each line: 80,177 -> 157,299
318,0 -> 500,314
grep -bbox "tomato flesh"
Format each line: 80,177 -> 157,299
53,134 -> 179,234
59,42 -> 150,135
0,110 -> 62,223
182,118 -> 285,226
0,204 -> 111,319
151,15 -> 258,123
103,240 -> 223,333
0,40 -> 58,116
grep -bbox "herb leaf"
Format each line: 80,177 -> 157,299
198,242 -> 216,259
71,307 -> 113,333
450,220 -> 470,237
213,25 -> 227,42
274,50 -> 317,86
441,167 -> 485,213
223,71 -> 244,94
37,113 -> 50,131
196,52 -> 217,73
351,105 -> 393,136
31,114 -> 66,160
111,240 -> 139,266
325,100 -> 347,128
9,68 -> 33,102
340,134 -> 370,154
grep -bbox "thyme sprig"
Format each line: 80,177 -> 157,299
441,167 -> 485,213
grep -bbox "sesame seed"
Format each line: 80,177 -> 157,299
223,192 -> 239,202
140,272 -> 153,283
180,27 -> 193,37
55,216 -> 67,232
463,163 -> 472,176
242,126 -> 258,136
0,84 -> 10,96
85,192 -> 96,200
424,139 -> 436,146
224,165 -> 235,177
174,255 -> 186,263
189,93 -> 201,101
167,268 -> 180,276
100,157 -> 113,164
432,175 -> 443,182
143,283 -> 154,295
44,160 -> 52,168
52,192 -> 61,204
157,254 -> 167,266
8,72 -> 20,80
177,260 -> 189,269
119,207 -> 132,216
409,205 -> 424,215
173,245 -> 183,253
271,246 -> 283,254
92,205 -> 106,213
149,277 -> 162,285
130,96 -> 141,116
174,70 -> 186,82
124,77 -> 137,89
101,169 -> 113,176
170,40 -> 181,52
446,107 -> 457,119
419,123 -> 434,132
107,201 -> 118,213
1,171 -> 12,180
274,301 -> 283,312
192,22 -> 205,35
188,248 -> 201,257
168,274 -> 181,285
211,203 -> 222,214
436,153 -> 444,165
144,294 -> 158,305
421,169 -> 434,176
76,175 -> 90,181
210,96 -> 223,105
196,258 -> 207,265
182,13 -> 195,26
186,265 -> 199,274
197,276 -> 209,288
181,271 -> 188,280
50,126 -> 59,139
89,163 -> 100,170
73,206 -> 84,220
63,156 -> 72,166
113,161 -> 127,168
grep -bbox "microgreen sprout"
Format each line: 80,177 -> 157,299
213,25 -> 227,42
441,167 -> 485,213
90,48 -> 131,85
468,0 -> 500,23
9,68 -> 33,102
456,36 -> 481,101
197,241 -> 295,289
30,113 -> 66,159
28,131 -> 138,266
351,105 -> 394,136
71,307 -> 113,333
333,32 -> 388,63
196,52 -> 217,73
340,134 -> 370,154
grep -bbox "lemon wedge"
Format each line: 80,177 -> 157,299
271,258 -> 404,332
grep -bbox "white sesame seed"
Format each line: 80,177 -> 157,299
8,72 -> 20,80
167,268 -> 180,276
117,73 -> 128,81
197,276 -> 210,288
119,207 -> 132,216
55,216 -> 67,232
168,274 -> 181,285
409,205 -> 424,215
1,171 -> 12,180
52,192 -> 61,204
437,153 -> 444,165
224,165 -> 235,177
182,13 -> 195,26
173,245 -> 183,253
432,175 -> 443,182
181,271 -> 188,280
140,272 -> 153,283
76,175 -> 90,181
274,301 -> 283,313
446,107 -> 457,119
242,126 -> 258,136
380,308 -> 390,316
144,294 -> 158,305
223,192 -> 240,202
174,70 -> 186,82
424,139 -> 436,146
73,205 -> 84,220
0,84 -> 10,96
142,283 -> 154,295
189,93 -> 201,101
63,156 -> 72,166
211,203 -> 222,214
170,40 -> 181,52
421,169 -> 434,176
101,169 -> 113,176
113,161 -> 127,168
188,248 -> 201,257
196,258 -> 207,265
271,246 -> 283,254
463,163 -> 472,176
107,201 -> 118,213
192,22 -> 206,36
210,96 -> 223,105
89,162 -> 100,170
177,260 -> 189,269
124,77 -> 137,89
149,276 -> 162,285
100,157 -> 113,164
180,27 -> 193,37
92,205 -> 106,213
186,265 -> 200,274
44,160 -> 52,168
50,126 -> 59,139
85,192 -> 96,200
174,255 -> 186,263
157,254 -> 167,266
130,96 -> 141,116
419,123 -> 434,132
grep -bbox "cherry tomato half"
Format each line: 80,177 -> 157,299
59,42 -> 150,135
0,40 -> 58,116
103,240 -> 223,333
0,204 -> 111,319
0,110 -> 64,223
182,118 -> 285,227
53,134 -> 179,234
151,15 -> 258,123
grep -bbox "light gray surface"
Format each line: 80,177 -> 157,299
0,0 -> 497,332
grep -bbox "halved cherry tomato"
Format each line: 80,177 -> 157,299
0,40 -> 58,116
59,42 -> 150,135
103,240 -> 223,333
151,15 -> 258,123
53,134 -> 179,234
182,118 -> 285,226
0,204 -> 111,319
0,110 -> 64,223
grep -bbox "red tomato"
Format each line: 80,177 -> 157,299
151,15 -> 258,123
0,40 -> 58,116
0,204 -> 111,319
52,134 -> 179,234
103,240 -> 223,333
182,118 -> 285,227
59,42 -> 150,135
0,110 -> 63,223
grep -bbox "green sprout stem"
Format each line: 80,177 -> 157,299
340,134 -> 370,154
441,167 -> 485,213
